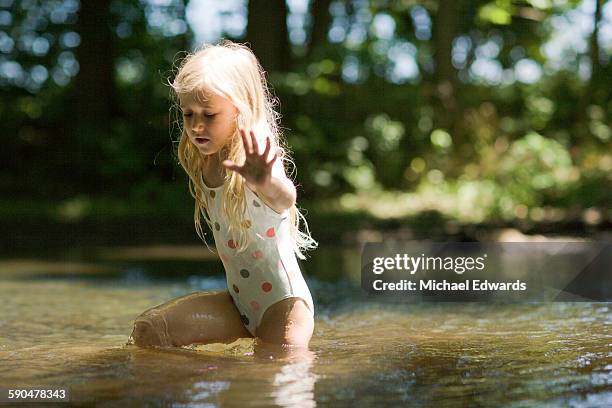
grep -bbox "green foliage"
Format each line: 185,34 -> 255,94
392,131 -> 610,222
478,1 -> 513,25
2,0 -> 610,228
496,131 -> 574,208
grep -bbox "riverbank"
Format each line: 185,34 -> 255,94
2,198 -> 610,254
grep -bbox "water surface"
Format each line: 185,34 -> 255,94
0,245 -> 610,407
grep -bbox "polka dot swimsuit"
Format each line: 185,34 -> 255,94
203,181 -> 315,336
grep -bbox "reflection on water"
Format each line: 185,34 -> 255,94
272,357 -> 317,408
0,245 -> 610,407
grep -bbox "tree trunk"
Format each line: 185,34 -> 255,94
246,0 -> 291,73
72,0 -> 116,189
431,0 -> 458,132
588,0 -> 604,97
306,0 -> 333,59
575,0 -> 603,139
74,0 -> 116,131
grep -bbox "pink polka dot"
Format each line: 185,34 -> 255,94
250,300 -> 260,311
266,227 -> 275,238
228,239 -> 237,249
261,282 -> 272,292
277,259 -> 284,270
252,250 -> 264,259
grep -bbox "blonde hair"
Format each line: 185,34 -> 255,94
167,40 -> 317,259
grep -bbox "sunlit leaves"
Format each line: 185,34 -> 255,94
478,1 -> 513,25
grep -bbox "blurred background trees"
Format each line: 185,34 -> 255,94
1,0 -> 610,234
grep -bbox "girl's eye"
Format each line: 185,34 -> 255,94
182,113 -> 215,118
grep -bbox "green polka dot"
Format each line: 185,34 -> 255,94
240,269 -> 250,278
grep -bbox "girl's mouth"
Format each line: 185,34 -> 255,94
195,137 -> 209,145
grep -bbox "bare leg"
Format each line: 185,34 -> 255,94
129,290 -> 253,347
255,297 -> 314,347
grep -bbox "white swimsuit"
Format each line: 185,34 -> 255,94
202,181 -> 315,336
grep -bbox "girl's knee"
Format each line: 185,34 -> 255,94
256,298 -> 314,346
129,310 -> 172,347
284,314 -> 314,346
257,319 -> 313,346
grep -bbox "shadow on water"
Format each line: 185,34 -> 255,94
0,242 -> 611,407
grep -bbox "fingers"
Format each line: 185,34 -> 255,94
249,131 -> 259,155
239,129 -> 260,156
262,136 -> 271,160
239,129 -> 276,163
240,129 -> 252,155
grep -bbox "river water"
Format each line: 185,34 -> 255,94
0,245 -> 610,407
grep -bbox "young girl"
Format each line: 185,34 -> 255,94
129,40 -> 318,348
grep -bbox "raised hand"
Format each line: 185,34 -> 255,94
222,128 -> 277,187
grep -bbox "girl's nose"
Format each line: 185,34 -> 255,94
192,120 -> 204,133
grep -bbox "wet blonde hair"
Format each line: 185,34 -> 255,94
168,39 -> 317,259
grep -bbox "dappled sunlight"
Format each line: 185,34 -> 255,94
333,188 -> 610,226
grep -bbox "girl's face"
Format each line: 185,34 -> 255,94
179,91 -> 238,156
